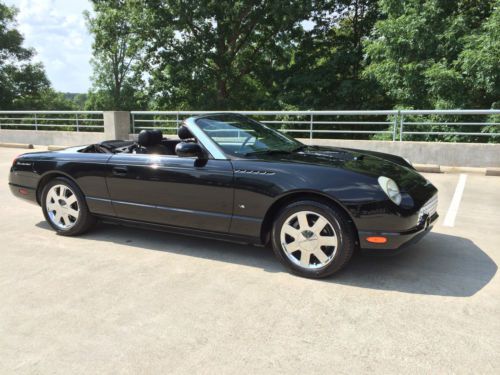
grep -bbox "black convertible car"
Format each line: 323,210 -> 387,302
9,113 -> 438,278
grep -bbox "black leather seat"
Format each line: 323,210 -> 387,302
178,125 -> 194,140
161,139 -> 180,155
137,129 -> 169,154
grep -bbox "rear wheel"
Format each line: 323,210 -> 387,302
41,177 -> 95,236
271,200 -> 356,278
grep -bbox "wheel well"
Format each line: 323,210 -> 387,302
260,192 -> 358,245
36,172 -> 72,204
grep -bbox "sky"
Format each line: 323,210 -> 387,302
4,0 -> 93,93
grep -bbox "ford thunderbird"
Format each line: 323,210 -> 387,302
9,113 -> 438,278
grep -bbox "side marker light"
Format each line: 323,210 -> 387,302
366,236 -> 388,244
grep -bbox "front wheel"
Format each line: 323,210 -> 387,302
41,177 -> 96,236
271,200 -> 356,278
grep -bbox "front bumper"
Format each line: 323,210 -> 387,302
359,212 -> 438,253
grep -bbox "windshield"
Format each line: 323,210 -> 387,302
195,114 -> 303,157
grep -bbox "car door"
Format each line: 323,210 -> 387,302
105,153 -> 234,233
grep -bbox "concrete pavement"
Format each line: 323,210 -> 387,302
1,146 -> 499,374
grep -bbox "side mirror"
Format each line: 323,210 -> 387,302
175,142 -> 206,159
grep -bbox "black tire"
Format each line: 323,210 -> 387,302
41,177 -> 96,236
271,200 -> 356,278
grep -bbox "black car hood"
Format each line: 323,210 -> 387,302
254,145 -> 429,192
295,145 -> 412,168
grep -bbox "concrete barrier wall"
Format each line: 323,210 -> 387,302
0,111 -> 130,147
0,129 -> 105,146
1,129 -> 499,167
298,139 -> 500,167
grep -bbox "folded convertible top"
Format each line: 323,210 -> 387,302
80,140 -> 135,154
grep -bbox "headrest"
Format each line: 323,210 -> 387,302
138,129 -> 163,147
178,125 -> 194,140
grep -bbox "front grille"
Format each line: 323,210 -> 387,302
418,194 -> 438,225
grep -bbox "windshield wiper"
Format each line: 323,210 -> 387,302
244,149 -> 292,156
291,145 -> 308,152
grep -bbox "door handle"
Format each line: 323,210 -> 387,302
112,166 -> 128,176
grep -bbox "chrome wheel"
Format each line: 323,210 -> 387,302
280,210 -> 338,269
45,184 -> 80,230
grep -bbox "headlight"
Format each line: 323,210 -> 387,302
378,176 -> 402,205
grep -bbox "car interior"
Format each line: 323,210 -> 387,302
79,126 -> 195,155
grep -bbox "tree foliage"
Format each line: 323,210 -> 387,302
278,0 -> 389,110
363,0 -> 498,109
85,0 -> 497,112
0,1 -> 78,110
457,1 -> 500,108
139,0 -> 312,110
3,0 -> 499,119
1,2 -> 52,109
85,0 -> 148,110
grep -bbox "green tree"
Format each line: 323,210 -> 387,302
142,0 -> 312,110
277,0 -> 387,110
0,1 -> 53,109
363,0 -> 497,109
85,0 -> 148,110
457,1 -> 500,109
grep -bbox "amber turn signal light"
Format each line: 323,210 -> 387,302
366,236 -> 388,244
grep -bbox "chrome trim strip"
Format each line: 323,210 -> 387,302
111,199 -> 232,219
231,215 -> 262,223
86,196 -> 112,203
112,200 -> 154,208
184,117 -> 228,160
156,204 -> 231,219
90,197 -> 261,224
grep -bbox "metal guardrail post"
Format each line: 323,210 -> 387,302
310,113 -> 313,141
399,113 -> 404,141
75,114 -> 79,132
392,112 -> 398,141
34,114 -> 38,131
176,112 -> 179,131
131,113 -> 135,133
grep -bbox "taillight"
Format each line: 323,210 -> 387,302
12,155 -> 20,167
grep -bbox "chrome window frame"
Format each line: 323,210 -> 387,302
184,117 -> 228,160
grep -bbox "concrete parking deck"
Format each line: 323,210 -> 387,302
1,147 -> 499,374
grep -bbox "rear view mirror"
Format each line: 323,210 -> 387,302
175,142 -> 206,159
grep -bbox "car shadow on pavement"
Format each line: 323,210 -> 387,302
334,232 -> 497,297
36,221 -> 496,297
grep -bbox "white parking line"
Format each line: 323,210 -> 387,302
443,173 -> 467,227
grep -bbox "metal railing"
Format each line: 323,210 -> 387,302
131,110 -> 398,139
0,110 -> 498,141
0,111 -> 105,132
131,110 -> 500,141
398,109 -> 500,141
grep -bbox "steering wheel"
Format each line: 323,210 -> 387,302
238,135 -> 256,153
